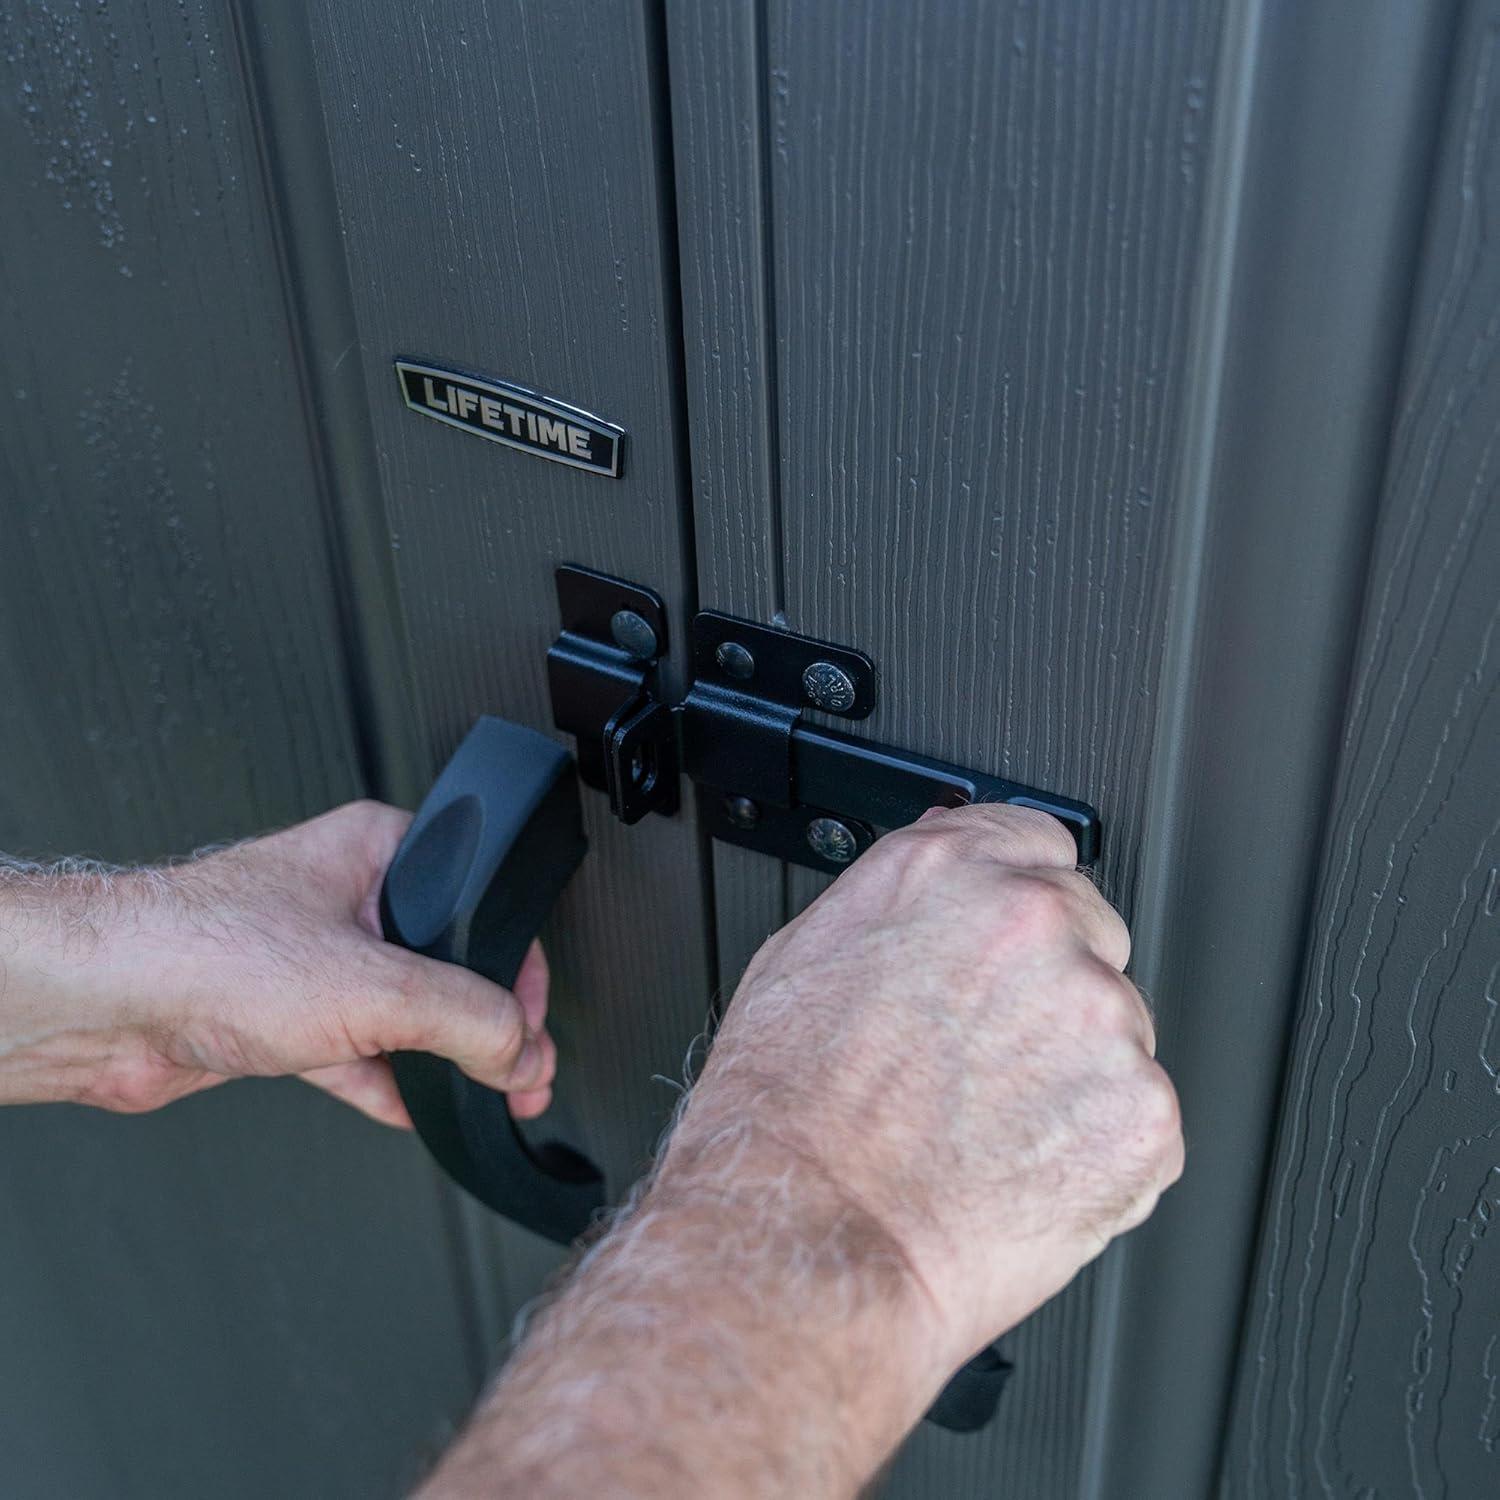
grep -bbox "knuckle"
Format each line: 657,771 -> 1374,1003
443,973 -> 529,1075
1064,867 -> 1115,916
846,824 -> 967,903
1167,1130 -> 1187,1185
1004,805 -> 1082,865
1077,1065 -> 1182,1227
905,805 -> 977,845
1061,865 -> 1124,923
490,1000 -> 529,1069
379,952 -> 527,1064
1160,1129 -> 1187,1188
1103,915 -> 1133,970
917,802 -> 1077,866
969,801 -> 1078,864
1132,1062 -> 1183,1151
1074,964 -> 1140,1038
877,823 -> 963,878
80,1049 -> 175,1114
1001,873 -> 1074,942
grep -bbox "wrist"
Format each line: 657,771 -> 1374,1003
660,1077 -> 988,1363
431,1122 -> 958,1499
639,1117 -> 965,1457
0,864 -> 183,1108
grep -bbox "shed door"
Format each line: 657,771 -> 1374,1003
0,3 -> 713,1495
3,4 -> 1497,1500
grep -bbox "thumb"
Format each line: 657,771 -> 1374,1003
370,948 -> 557,1096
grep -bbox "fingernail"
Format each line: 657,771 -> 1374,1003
513,1037 -> 544,1089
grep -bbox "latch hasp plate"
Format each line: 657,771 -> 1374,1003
546,565 -> 1101,871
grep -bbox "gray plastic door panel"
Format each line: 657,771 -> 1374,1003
666,2 -> 1478,1498
1222,2 -> 1500,1492
0,1 -> 714,1496
668,3 -> 1231,1495
3,2 -> 1498,1498
294,0 -> 718,1353
668,4 -> 1225,1491
0,3 -> 486,1496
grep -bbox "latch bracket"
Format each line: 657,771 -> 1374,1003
547,567 -> 680,824
546,564 -> 1102,870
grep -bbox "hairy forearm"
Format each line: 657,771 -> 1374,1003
422,1126 -> 959,1499
0,860 -> 164,1106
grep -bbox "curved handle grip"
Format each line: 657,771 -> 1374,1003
380,716 -> 606,1244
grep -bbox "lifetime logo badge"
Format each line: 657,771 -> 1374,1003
395,359 -> 624,478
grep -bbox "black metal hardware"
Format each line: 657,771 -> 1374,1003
548,564 -> 1102,869
547,568 -> 679,823
379,716 -> 606,1245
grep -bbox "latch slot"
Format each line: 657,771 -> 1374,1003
546,564 -> 1101,870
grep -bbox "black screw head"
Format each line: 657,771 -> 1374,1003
802,660 -> 857,712
715,640 -> 756,680
806,816 -> 858,864
611,609 -> 659,661
723,794 -> 761,830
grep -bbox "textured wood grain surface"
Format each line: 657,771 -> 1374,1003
0,4 -> 485,1496
671,2 -> 1222,1493
0,2 -> 362,857
306,0 -> 715,1286
666,0 -> 791,986
6,4 -> 1494,1498
1223,6 -> 1500,1494
1088,5 -> 1462,1495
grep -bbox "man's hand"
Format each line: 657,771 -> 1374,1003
0,801 -> 555,1127
661,802 -> 1181,1361
426,804 -> 1182,1500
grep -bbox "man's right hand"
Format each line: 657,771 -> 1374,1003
424,804 -> 1183,1499
659,802 -> 1183,1366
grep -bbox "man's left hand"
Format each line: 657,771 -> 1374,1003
0,801 -> 556,1126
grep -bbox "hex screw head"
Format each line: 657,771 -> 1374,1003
802,660 -> 857,712
715,640 -> 756,680
806,816 -> 858,865
723,794 -> 761,830
610,609 -> 659,661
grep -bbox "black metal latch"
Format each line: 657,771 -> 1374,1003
547,564 -> 1101,870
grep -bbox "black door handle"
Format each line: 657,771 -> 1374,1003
379,715 -> 606,1245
